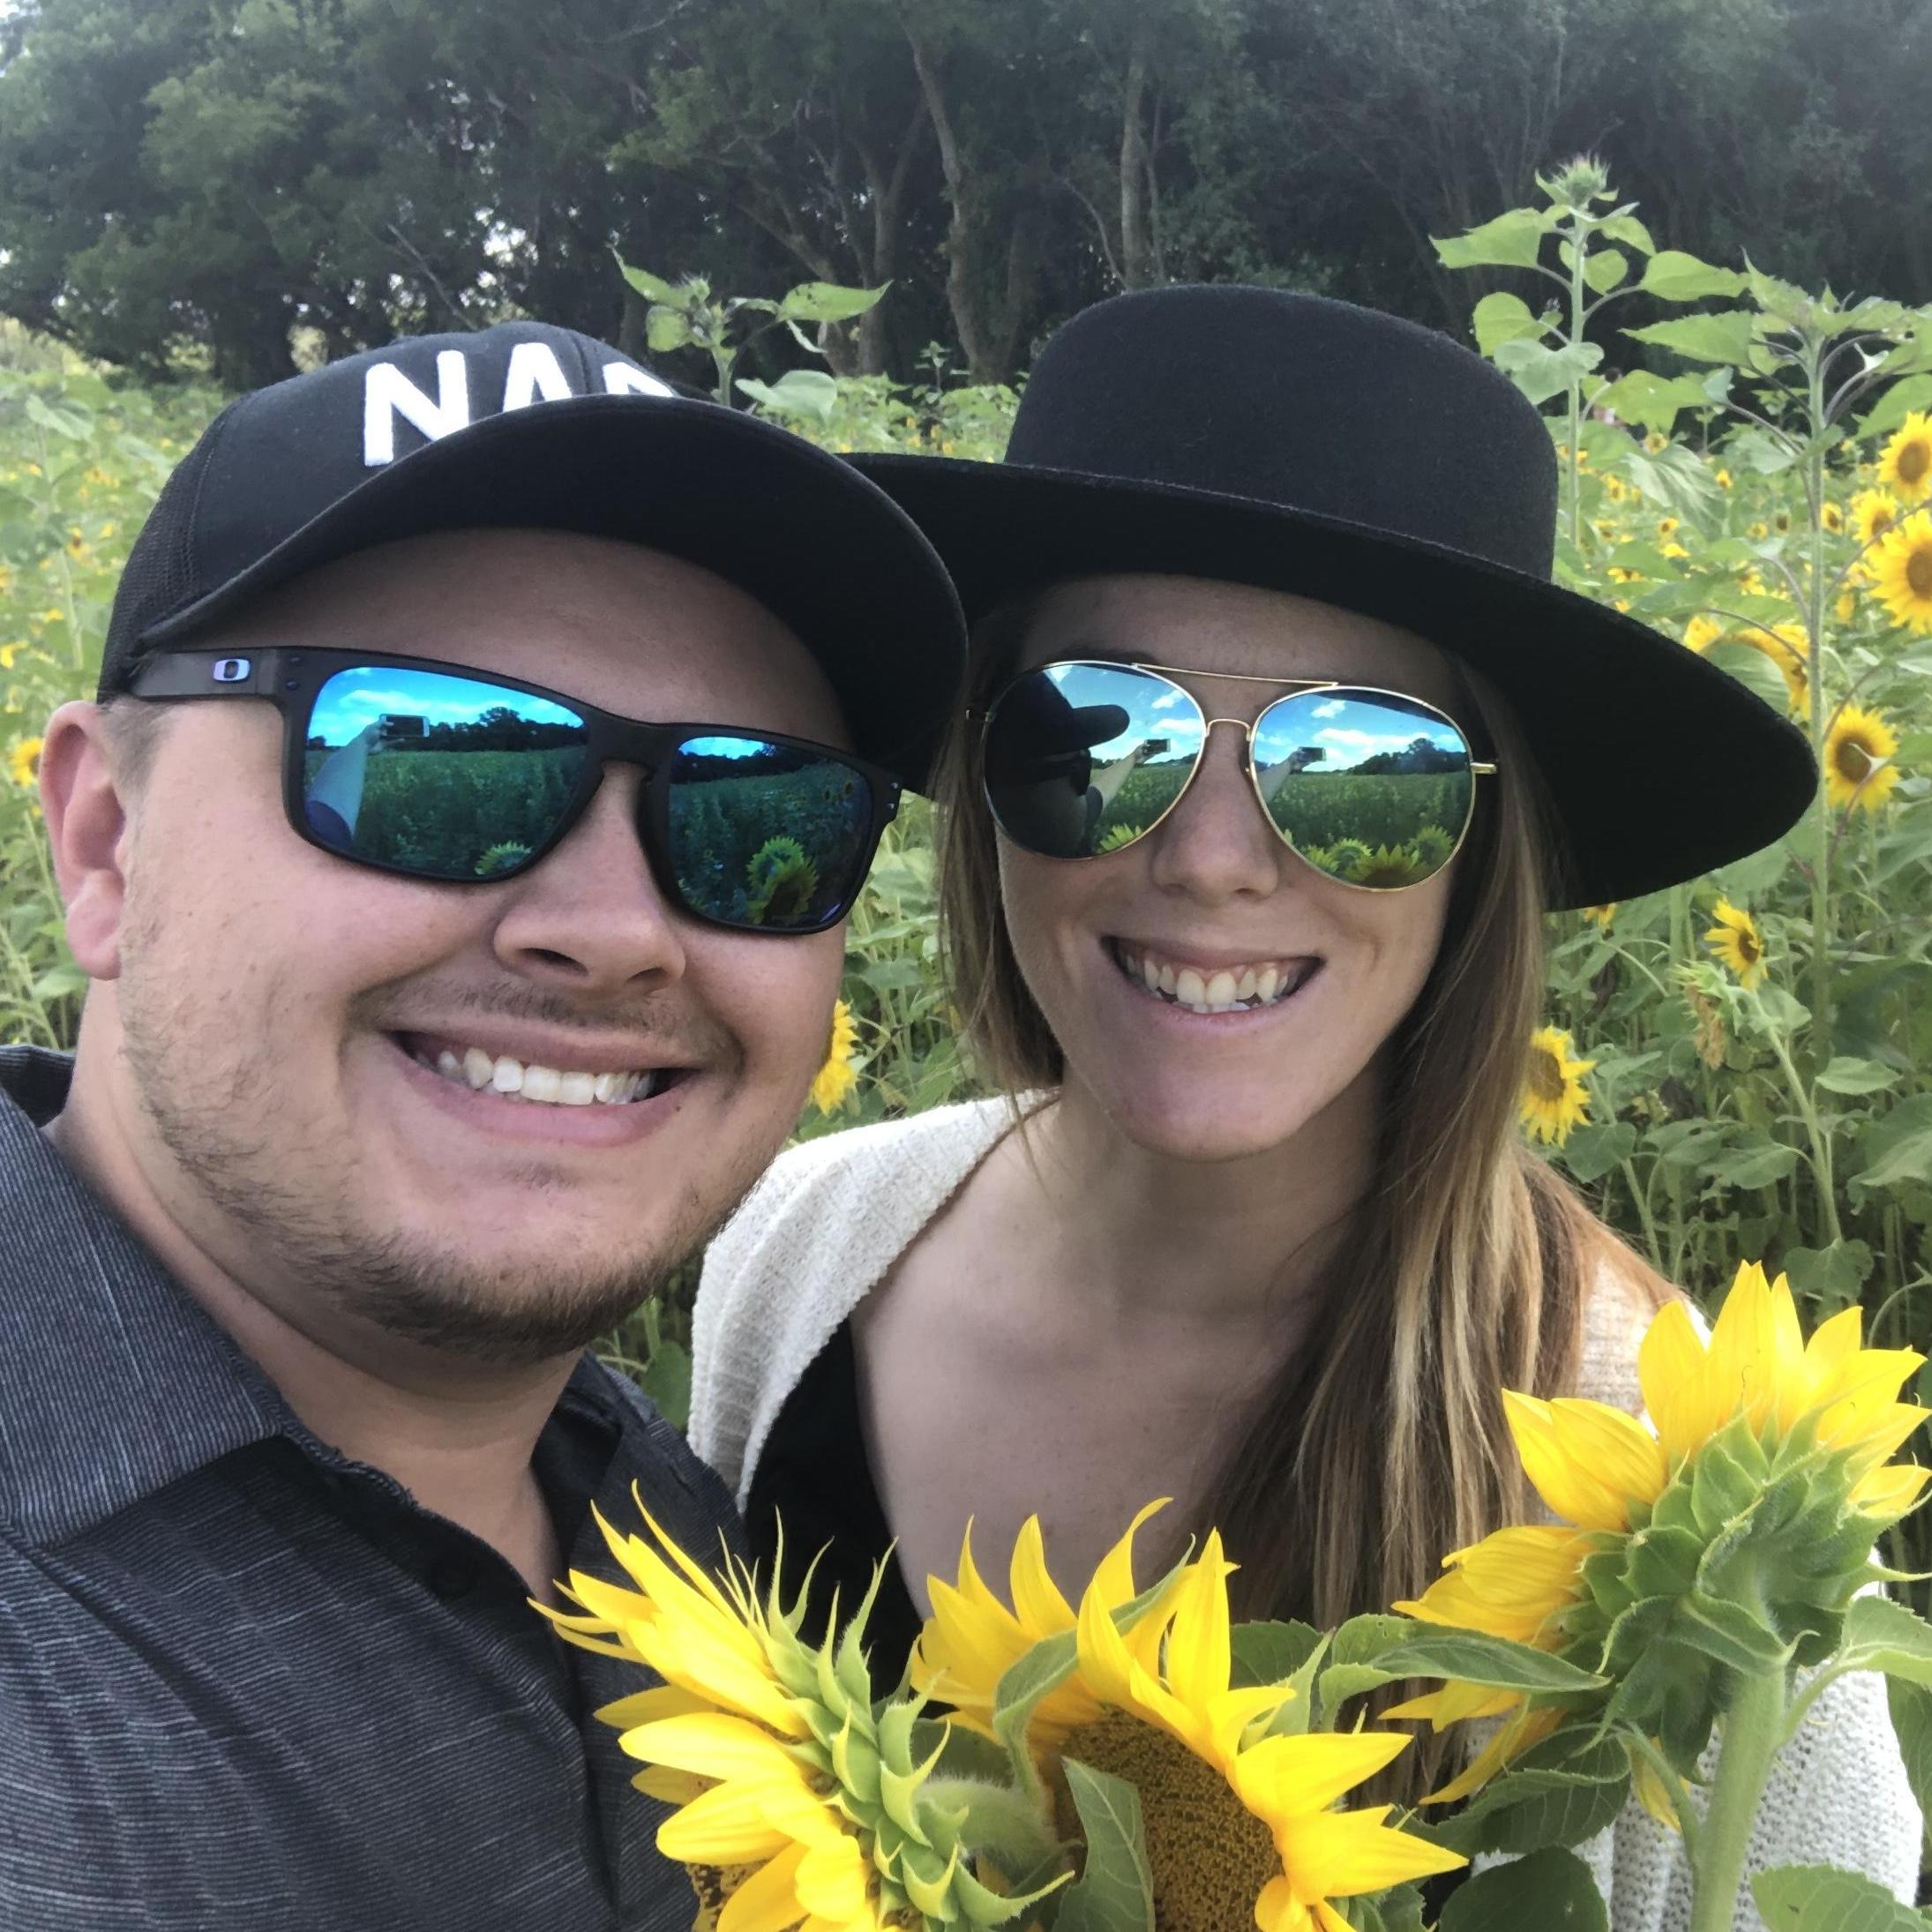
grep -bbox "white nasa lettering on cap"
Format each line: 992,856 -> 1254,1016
363,350 -> 473,466
502,341 -> 575,412
603,362 -> 676,399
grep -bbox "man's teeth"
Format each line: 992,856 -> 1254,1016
415,1044 -> 661,1105
1115,945 -> 1314,1015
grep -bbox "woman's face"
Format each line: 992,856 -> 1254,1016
996,574 -> 1465,1163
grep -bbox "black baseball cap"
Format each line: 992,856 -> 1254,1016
101,320 -> 968,790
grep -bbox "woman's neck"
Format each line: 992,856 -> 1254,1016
1003,1067 -> 1381,1334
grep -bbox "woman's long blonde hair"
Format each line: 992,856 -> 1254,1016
933,599 -> 1673,1798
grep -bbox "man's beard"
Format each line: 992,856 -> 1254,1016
115,910 -> 758,1370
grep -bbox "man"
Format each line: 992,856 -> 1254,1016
0,320 -> 964,1929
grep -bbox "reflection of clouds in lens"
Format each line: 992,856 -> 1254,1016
1151,690 -> 1190,711
1312,700 -> 1346,718
1314,726 -> 1460,753
684,735 -> 775,760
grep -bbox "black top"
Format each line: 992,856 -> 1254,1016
745,1319 -> 925,1689
0,1045 -> 743,1931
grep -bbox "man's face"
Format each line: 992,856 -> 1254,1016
96,529 -> 850,1367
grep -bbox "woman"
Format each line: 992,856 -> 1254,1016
689,287 -> 1920,1917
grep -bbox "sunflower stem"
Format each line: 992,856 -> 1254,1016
1802,342 -> 1834,1069
1685,1666 -> 1786,1932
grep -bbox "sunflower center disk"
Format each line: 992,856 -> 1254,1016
1907,550 -> 1932,597
1058,1713 -> 1279,1932
1526,1050 -> 1569,1105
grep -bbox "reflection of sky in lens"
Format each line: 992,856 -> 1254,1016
312,666 -> 580,739
684,735 -> 777,760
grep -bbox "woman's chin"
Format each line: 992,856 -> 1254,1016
1087,1077 -> 1327,1165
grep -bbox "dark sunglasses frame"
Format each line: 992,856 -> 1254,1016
977,658 -> 1498,890
124,648 -> 901,935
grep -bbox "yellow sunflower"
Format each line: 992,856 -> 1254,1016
1704,897 -> 1766,988
1854,487 -> 1903,548
543,1501 -> 1051,1932
1520,1025 -> 1593,1147
1822,500 -> 1844,533
1715,468 -> 1734,490
1872,513 -> 1932,635
1879,411 -> 1932,503
1681,614 -> 1722,654
912,1501 -> 1180,1753
1581,902 -> 1617,931
1392,1261 -> 1928,1795
1823,704 -> 1902,812
7,737 -> 42,789
1732,621 -> 1808,715
1656,515 -> 1680,540
809,1000 -> 861,1114
1067,1524 -> 1464,1932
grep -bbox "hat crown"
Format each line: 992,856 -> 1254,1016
1003,285 -> 1558,580
104,321 -> 678,685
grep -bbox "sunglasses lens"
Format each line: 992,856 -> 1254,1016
983,663 -> 1200,858
665,736 -> 878,932
1251,690 -> 1473,887
303,667 -> 589,879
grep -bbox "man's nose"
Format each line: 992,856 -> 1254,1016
489,768 -> 687,992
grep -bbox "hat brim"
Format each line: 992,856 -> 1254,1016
849,453 -> 1816,907
146,397 -> 966,791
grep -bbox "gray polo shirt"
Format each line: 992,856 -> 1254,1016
0,1045 -> 739,1929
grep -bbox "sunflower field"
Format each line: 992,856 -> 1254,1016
4,164 -> 1932,1594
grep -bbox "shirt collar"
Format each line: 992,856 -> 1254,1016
0,1045 -> 308,1546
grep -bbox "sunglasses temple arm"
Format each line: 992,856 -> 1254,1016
121,649 -> 292,701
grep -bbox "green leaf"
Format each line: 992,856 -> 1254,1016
1780,1239 -> 1876,1307
645,307 -> 695,354
1860,374 -> 1932,441
1884,1677 -> 1932,1859
1817,1057 -> 1903,1096
1371,1630 -> 1608,1697
1471,290 -> 1547,357
1592,370 -> 1712,434
1852,1095 -> 1932,1202
1584,249 -> 1628,294
1598,213 -> 1656,256
1229,1619 -> 1326,1689
735,369 -> 840,423
1700,1133 -> 1801,1191
27,965 -> 86,1003
1671,1590 -> 1793,1674
1624,311 -> 1758,366
779,281 -> 891,324
635,1336 -> 692,1433
615,258 -> 682,305
1434,207 -> 1551,272
1636,251 -> 1749,303
1556,1120 -> 1638,1187
1439,1849 -> 1608,1931
1053,1760 -> 1153,1932
1492,338 -> 1604,405
1832,1595 -> 1932,1689
1750,1863 -> 1926,1931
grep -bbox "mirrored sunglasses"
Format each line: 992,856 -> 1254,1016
979,659 -> 1494,889
125,649 -> 897,935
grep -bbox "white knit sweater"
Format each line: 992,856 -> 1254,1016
691,1097 -> 1925,1929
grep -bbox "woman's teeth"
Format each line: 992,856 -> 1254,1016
410,1043 -> 662,1106
1114,944 -> 1315,1015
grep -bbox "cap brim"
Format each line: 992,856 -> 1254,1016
849,452 -> 1817,907
146,397 -> 966,791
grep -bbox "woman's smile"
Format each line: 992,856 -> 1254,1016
1107,937 -> 1323,1016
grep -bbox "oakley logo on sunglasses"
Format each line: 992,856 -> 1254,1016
126,649 -> 899,937
363,345 -> 676,467
211,658 -> 252,684
980,660 -> 1495,890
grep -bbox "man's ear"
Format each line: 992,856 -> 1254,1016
40,700 -> 135,983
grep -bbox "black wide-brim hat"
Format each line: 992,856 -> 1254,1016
850,285 -> 1816,905
102,320 -> 966,790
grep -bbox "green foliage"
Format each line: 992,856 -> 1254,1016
1436,1848 -> 1608,1931
1750,1864 -> 1932,1931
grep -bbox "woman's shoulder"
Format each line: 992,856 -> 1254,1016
711,1094 -> 1022,1256
687,1094 -> 1030,1485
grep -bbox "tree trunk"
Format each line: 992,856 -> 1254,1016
854,103 -> 930,376
1119,35 -> 1154,289
901,10 -> 1007,382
